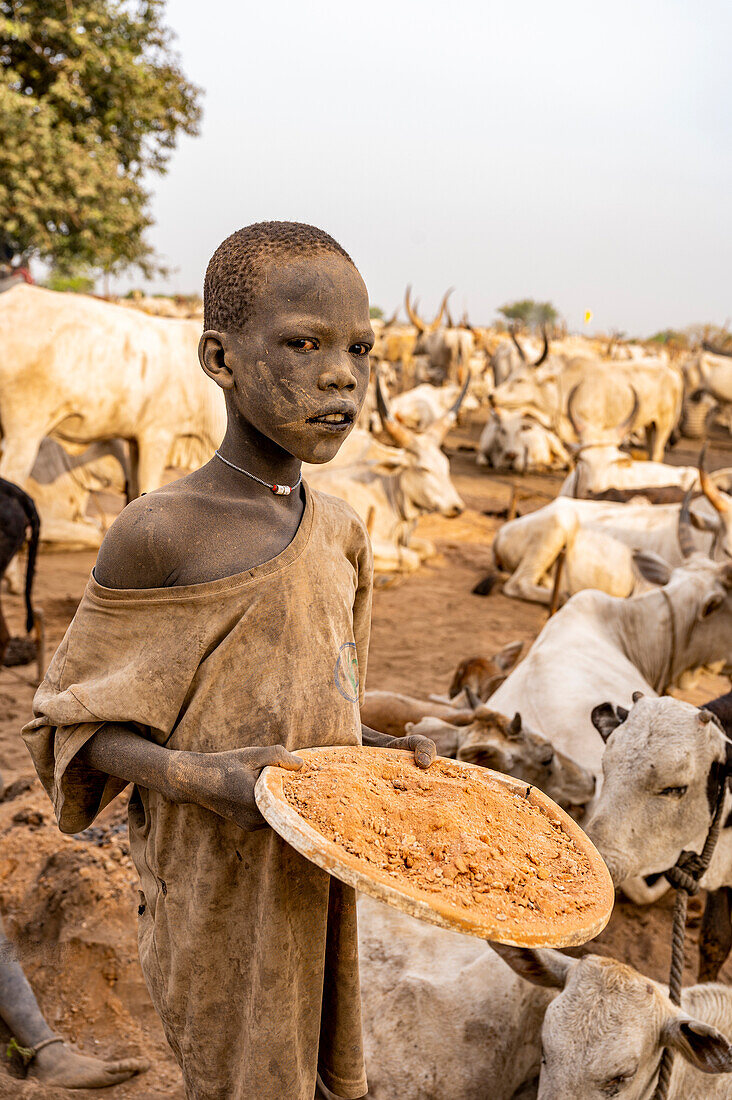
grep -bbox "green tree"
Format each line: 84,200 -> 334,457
369,305 -> 384,320
497,299 -> 559,330
0,0 -> 201,277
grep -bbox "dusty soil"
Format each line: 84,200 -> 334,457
281,747 -> 608,941
0,420 -> 730,1098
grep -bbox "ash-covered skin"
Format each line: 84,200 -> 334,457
94,253 -> 374,589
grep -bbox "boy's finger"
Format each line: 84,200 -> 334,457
406,735 -> 436,770
263,744 -> 304,770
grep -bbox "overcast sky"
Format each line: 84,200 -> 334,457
116,0 -> 732,336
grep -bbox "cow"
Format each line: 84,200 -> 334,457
558,387 -> 701,497
494,943 -> 732,1100
489,550 -> 732,796
491,355 -> 683,461
404,287 -> 474,384
448,641 -> 525,701
358,899 -> 732,1100
406,708 -> 595,813
306,373 -> 467,573
0,477 -> 40,671
389,381 -> 479,433
0,285 -> 226,500
585,693 -> 732,980
492,470 -> 732,605
478,410 -> 570,473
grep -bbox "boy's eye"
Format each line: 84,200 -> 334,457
288,338 -> 319,352
349,343 -> 371,357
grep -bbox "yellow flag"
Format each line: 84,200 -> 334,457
584,310 -> 593,325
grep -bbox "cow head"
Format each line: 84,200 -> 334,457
407,707 -> 595,813
586,694 -> 730,886
448,641 -> 524,701
493,947 -> 732,1099
374,371 -> 465,519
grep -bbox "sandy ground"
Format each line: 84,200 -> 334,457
1,420 -> 730,1097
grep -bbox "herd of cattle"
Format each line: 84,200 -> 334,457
3,283 -> 732,1096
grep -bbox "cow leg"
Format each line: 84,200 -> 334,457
698,887 -> 732,982
408,535 -> 436,561
502,517 -> 572,605
0,593 -> 10,666
130,434 -> 171,498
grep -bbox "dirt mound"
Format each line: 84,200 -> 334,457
0,786 -> 182,1097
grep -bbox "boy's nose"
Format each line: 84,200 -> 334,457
317,357 -> 358,392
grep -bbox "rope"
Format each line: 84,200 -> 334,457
652,780 -> 727,1099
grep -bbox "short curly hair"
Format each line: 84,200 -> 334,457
203,221 -> 355,332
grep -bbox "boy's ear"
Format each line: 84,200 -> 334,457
199,331 -> 234,389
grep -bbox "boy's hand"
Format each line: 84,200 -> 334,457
173,745 -> 303,831
361,725 -> 436,770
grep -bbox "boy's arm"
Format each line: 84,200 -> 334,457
361,724 -> 436,770
80,725 -> 303,831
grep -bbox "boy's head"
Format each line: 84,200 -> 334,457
200,221 -> 373,465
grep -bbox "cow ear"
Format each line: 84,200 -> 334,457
490,945 -> 574,989
633,550 -> 673,587
592,703 -> 628,742
494,640 -> 524,673
661,1015 -> 732,1074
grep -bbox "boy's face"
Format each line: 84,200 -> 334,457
201,253 -> 374,464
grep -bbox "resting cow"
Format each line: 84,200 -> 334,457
359,898 -> 732,1099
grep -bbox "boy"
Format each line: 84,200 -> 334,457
23,222 -> 435,1100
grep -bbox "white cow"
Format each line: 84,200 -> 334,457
492,480 -> 731,604
495,943 -> 732,1100
359,899 -> 732,1099
0,285 -> 225,498
586,694 -> 732,894
478,411 -> 570,473
492,356 -> 683,461
306,375 -> 467,572
390,382 -> 479,433
489,552 -> 732,791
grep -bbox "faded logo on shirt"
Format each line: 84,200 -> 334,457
334,642 -> 359,703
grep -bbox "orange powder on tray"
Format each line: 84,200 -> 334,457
281,747 -> 603,930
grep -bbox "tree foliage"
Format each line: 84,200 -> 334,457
0,0 -> 201,275
497,299 -> 559,330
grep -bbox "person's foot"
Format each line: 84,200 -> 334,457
29,1040 -> 148,1088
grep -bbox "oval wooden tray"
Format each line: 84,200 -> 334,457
255,746 -> 614,948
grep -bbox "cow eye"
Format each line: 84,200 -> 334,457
658,785 -> 688,798
601,1071 -> 634,1095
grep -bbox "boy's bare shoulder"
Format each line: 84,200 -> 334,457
93,482 -> 196,590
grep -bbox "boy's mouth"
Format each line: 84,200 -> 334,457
306,407 -> 356,433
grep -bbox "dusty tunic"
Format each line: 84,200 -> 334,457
23,485 -> 372,1100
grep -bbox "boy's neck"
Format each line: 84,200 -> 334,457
217,416 -> 302,490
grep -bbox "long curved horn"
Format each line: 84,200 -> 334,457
404,286 -> 425,333
566,383 -> 586,439
533,325 -> 549,367
509,326 -> 527,363
699,444 -> 729,514
618,386 -> 640,433
449,366 -> 471,417
445,300 -> 455,329
678,489 -> 697,558
428,369 -> 472,444
374,369 -> 413,449
429,287 -> 454,333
